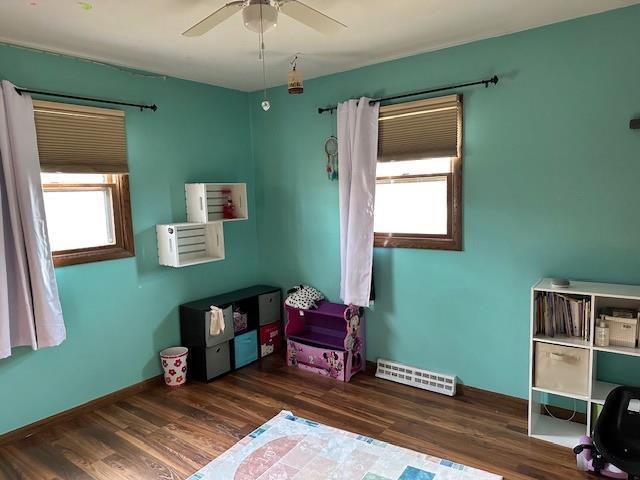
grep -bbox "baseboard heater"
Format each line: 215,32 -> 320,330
375,358 -> 457,396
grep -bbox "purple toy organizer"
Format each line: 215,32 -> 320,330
285,301 -> 365,382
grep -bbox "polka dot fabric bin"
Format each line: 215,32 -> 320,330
160,346 -> 188,386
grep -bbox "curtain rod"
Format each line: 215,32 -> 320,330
317,75 -> 499,114
14,87 -> 158,112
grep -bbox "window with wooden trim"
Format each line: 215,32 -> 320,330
374,94 -> 462,251
34,100 -> 135,267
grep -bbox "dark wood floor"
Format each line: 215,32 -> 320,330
0,355 -> 589,480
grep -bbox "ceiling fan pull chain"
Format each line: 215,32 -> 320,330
259,2 -> 271,111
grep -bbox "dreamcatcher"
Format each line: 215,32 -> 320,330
324,135 -> 338,180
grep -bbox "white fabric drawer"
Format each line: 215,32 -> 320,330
534,343 -> 589,396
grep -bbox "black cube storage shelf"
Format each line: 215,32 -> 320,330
179,285 -> 282,382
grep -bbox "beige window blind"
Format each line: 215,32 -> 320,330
33,100 -> 128,173
378,94 -> 461,161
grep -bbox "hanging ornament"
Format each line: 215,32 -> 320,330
258,2 -> 270,112
288,55 -> 304,95
324,135 -> 338,181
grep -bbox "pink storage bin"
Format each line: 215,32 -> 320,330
287,340 -> 346,381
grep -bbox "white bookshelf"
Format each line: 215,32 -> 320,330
528,278 -> 640,448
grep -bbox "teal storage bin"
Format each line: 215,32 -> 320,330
234,330 -> 258,369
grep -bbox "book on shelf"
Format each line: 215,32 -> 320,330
534,291 -> 591,342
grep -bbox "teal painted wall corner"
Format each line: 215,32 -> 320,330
250,4 -> 640,398
2,3 -> 640,436
0,44 -> 257,435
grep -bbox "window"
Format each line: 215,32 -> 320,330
374,95 -> 462,250
34,101 -> 134,267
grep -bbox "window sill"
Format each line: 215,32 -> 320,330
374,234 -> 462,251
53,245 -> 135,268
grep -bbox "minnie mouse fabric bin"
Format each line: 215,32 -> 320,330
285,300 -> 365,382
287,341 -> 348,381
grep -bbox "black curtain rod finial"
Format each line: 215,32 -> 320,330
484,75 -> 499,88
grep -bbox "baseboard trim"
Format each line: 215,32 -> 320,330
0,374 -> 163,446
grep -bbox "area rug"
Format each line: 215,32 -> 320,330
188,410 -> 502,480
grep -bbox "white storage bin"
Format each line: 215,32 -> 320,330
186,183 -> 248,223
534,343 -> 589,396
604,315 -> 638,348
156,222 -> 224,267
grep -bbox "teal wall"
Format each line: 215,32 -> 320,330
2,5 -> 640,435
0,45 -> 257,434
250,5 -> 640,398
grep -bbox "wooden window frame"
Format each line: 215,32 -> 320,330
374,156 -> 462,251
374,94 -> 463,251
43,174 -> 135,267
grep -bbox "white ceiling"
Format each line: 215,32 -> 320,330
0,0 -> 638,92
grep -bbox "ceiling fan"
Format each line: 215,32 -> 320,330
183,0 -> 347,37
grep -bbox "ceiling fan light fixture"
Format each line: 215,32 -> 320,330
243,3 -> 278,33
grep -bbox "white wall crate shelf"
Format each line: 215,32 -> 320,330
529,278 -> 640,448
186,183 -> 248,223
156,222 -> 224,268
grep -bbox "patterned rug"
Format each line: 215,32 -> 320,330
188,410 -> 502,480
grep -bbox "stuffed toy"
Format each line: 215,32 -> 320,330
285,284 -> 325,310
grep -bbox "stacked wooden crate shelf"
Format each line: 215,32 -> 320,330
156,183 -> 247,267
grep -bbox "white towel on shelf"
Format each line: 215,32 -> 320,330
209,306 -> 225,336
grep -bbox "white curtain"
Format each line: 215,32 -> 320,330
0,80 -> 65,359
338,97 -> 379,307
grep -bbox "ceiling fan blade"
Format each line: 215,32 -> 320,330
183,1 -> 245,37
279,0 -> 346,34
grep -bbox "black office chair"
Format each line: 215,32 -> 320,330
593,386 -> 640,480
